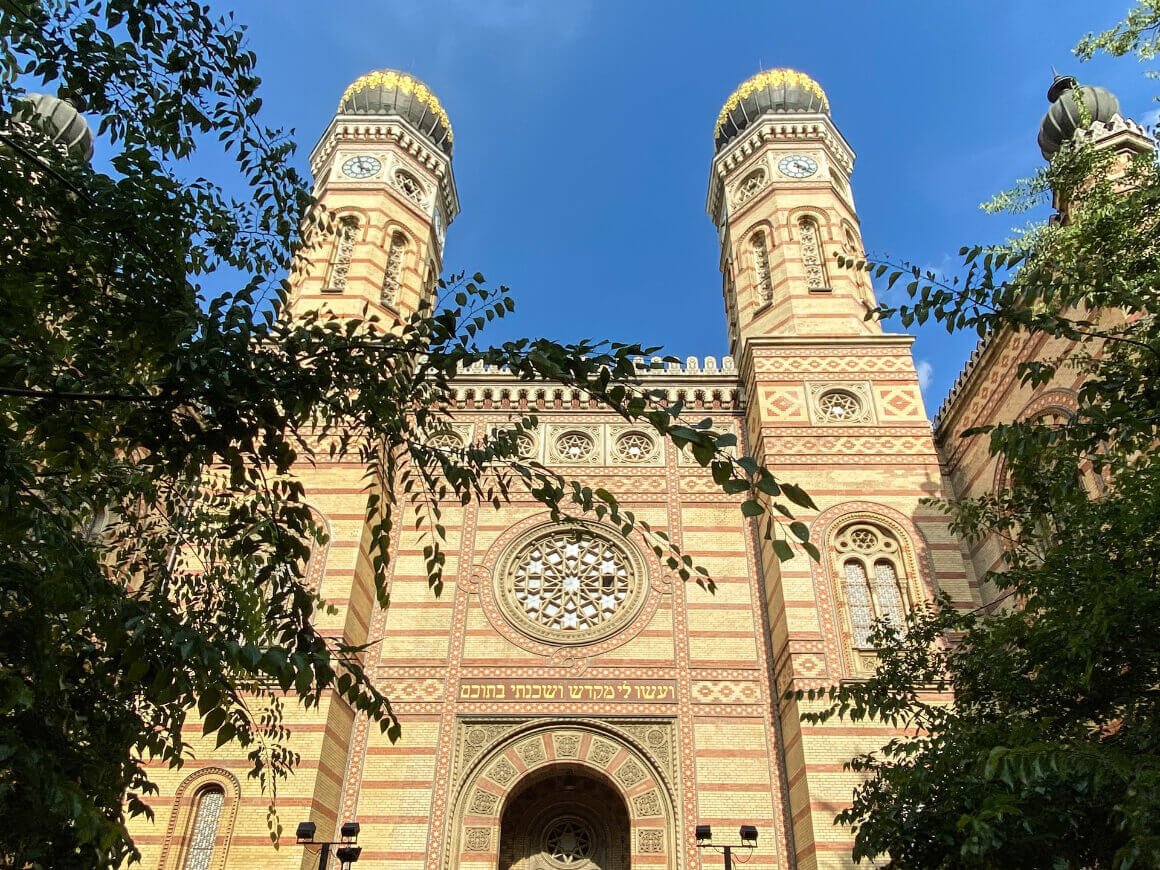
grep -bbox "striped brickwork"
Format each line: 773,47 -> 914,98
127,75 -> 986,870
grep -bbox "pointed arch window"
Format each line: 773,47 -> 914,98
751,231 -> 773,305
325,216 -> 359,292
182,785 -> 225,870
798,217 -> 828,290
381,230 -> 408,306
834,522 -> 909,648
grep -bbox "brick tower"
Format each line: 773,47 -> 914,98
708,69 -> 977,867
288,69 -> 459,324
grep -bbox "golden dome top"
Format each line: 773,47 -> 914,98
338,69 -> 453,154
715,69 -> 829,150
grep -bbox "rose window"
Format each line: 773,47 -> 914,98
555,431 -> 595,461
816,390 -> 863,422
544,818 -> 594,865
836,523 -> 899,557
613,432 -> 656,463
495,523 -> 649,647
511,532 -> 631,633
849,527 -> 878,552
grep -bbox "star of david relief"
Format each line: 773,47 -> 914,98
806,381 -> 875,425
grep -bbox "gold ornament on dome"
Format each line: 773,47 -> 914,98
715,68 -> 829,139
339,69 -> 454,145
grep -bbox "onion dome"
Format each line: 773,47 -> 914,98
14,92 -> 93,162
715,68 -> 829,152
1038,74 -> 1121,159
338,69 -> 453,156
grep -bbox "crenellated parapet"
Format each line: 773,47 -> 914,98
448,356 -> 741,411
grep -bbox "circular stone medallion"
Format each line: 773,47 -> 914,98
494,523 -> 649,646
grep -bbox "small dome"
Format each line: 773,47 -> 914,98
1038,75 -> 1121,159
715,69 -> 829,152
15,93 -> 93,162
338,69 -> 453,156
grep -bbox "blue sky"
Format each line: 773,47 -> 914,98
223,1 -> 1155,415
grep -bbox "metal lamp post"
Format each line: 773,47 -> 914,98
694,824 -> 758,870
296,820 -> 363,870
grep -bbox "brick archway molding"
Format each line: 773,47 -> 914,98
444,719 -> 681,870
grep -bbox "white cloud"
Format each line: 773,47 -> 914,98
1142,108 -> 1160,134
916,359 -> 934,391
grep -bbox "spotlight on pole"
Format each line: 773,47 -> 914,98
694,822 -> 757,870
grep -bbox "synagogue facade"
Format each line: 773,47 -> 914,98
130,67 -> 1150,870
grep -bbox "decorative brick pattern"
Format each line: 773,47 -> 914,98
127,81 -> 991,870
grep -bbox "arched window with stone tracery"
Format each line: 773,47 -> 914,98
324,216 -> 359,292
751,230 -> 773,305
833,521 -> 911,648
158,769 -> 239,870
381,230 -> 408,306
797,216 -> 828,290
181,785 -> 225,870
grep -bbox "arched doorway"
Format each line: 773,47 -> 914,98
499,767 -> 629,870
447,722 -> 678,870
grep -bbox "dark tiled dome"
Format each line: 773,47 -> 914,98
15,93 -> 93,161
1038,75 -> 1121,159
339,69 -> 453,156
715,69 -> 829,152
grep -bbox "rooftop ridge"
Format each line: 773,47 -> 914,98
932,331 -> 993,433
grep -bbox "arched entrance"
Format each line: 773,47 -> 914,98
446,721 -> 679,870
499,767 -> 629,870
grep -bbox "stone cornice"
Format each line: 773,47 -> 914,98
1079,112 -> 1155,154
735,333 -> 916,381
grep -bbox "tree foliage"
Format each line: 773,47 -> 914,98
805,5 -> 1160,867
0,2 -> 815,867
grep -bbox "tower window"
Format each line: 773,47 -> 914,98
183,785 -> 225,870
798,217 -> 829,290
393,169 -> 424,204
381,231 -> 408,307
751,231 -> 773,305
324,216 -> 358,292
736,168 -> 767,204
722,264 -> 739,339
834,522 -> 910,649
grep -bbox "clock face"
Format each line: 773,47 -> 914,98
778,154 -> 818,179
341,155 -> 382,179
